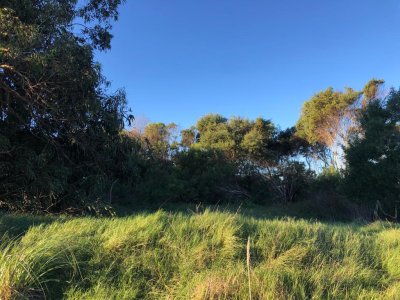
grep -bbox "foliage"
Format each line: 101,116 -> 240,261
193,114 -> 235,155
296,87 -> 361,168
180,127 -> 197,148
174,149 -> 239,203
296,80 -> 385,170
1,212 -> 400,299
0,1 -> 398,219
133,148 -> 238,205
362,78 -> 385,107
193,114 -> 275,161
133,159 -> 178,206
344,90 -> 400,220
241,118 -> 275,164
266,160 -> 314,203
312,166 -> 343,192
164,115 -> 318,205
141,122 -> 178,159
0,0 -> 137,213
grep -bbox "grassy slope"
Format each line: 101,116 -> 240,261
0,211 -> 400,299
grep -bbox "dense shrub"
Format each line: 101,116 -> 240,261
174,149 -> 239,203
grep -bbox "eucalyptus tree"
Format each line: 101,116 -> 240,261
296,79 -> 384,170
0,0 -> 133,212
180,127 -> 197,149
142,122 -> 178,159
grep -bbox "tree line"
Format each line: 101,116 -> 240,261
1,1 -> 399,220
127,80 -> 400,220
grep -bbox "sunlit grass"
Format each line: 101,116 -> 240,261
0,211 -> 399,299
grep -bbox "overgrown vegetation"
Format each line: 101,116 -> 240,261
1,211 -> 400,299
0,0 -> 136,213
128,82 -> 399,221
0,0 -> 399,223
344,90 -> 400,220
1,2 -> 400,298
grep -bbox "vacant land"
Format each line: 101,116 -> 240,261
0,211 -> 399,300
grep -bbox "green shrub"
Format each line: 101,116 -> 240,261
173,149 -> 238,203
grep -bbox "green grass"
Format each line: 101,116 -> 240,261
0,210 -> 400,299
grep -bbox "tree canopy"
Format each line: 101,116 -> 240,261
0,0 -> 133,212
0,2 -> 399,221
345,90 -> 400,219
296,79 -> 385,169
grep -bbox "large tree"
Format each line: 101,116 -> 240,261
0,0 -> 133,212
193,114 -> 234,156
344,89 -> 400,220
296,79 -> 384,169
193,114 -> 276,162
296,87 -> 360,169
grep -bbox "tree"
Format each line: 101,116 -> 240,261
0,0 -> 131,212
249,127 -> 315,203
226,117 -> 253,160
180,127 -> 197,149
193,114 -> 276,162
296,87 -> 361,169
142,122 -> 178,159
295,80 -> 385,170
241,118 -> 275,164
344,89 -> 400,220
193,114 -> 234,155
266,160 -> 314,203
362,78 -> 385,107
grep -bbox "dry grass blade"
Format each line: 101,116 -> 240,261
246,236 -> 251,300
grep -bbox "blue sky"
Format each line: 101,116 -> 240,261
96,0 -> 400,130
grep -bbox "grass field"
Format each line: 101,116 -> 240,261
1,209 -> 400,299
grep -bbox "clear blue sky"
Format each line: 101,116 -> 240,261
96,0 -> 400,130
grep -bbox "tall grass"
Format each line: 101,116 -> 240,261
0,211 -> 399,299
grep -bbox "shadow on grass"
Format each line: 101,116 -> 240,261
0,213 -> 66,237
0,196 -> 368,238
116,195 -> 367,224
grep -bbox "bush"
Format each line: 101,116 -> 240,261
174,149 -> 239,203
267,161 -> 314,203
